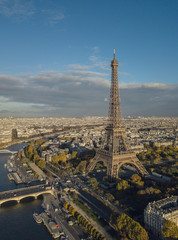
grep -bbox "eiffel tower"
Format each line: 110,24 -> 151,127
87,50 -> 148,180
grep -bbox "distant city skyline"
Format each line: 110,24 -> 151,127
0,0 -> 178,117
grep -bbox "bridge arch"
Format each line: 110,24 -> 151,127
19,195 -> 37,203
87,156 -> 108,172
0,149 -> 17,154
1,199 -> 18,207
116,160 -> 147,177
118,162 -> 135,174
87,154 -> 148,179
0,189 -> 54,207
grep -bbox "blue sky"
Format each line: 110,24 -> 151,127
0,0 -> 178,117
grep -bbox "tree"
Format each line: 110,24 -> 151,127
18,149 -> 24,160
96,162 -> 104,169
72,151 -> 77,159
77,160 -> 87,172
130,174 -> 141,182
64,202 -> 69,209
33,153 -> 41,163
52,155 -> 60,164
117,179 -> 130,191
162,220 -> 178,239
25,144 -> 35,160
88,177 -> 99,188
37,160 -> 46,169
68,205 -> 73,212
98,188 -> 104,195
106,193 -> 115,202
59,153 -> 66,162
130,174 -> 144,187
145,187 -> 161,195
77,214 -> 82,222
115,214 -> 149,240
34,139 -> 45,146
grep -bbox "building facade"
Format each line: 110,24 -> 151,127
144,196 -> 178,239
11,128 -> 18,140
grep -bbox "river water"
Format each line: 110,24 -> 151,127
0,143 -> 52,240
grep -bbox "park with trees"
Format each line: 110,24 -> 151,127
137,143 -> 178,181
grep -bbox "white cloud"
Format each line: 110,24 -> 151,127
75,82 -> 82,85
89,55 -> 110,71
0,0 -> 35,19
91,46 -> 99,52
119,72 -> 130,77
93,62 -> 110,71
0,1 -> 64,24
67,70 -> 108,77
68,64 -> 91,70
120,82 -> 177,90
41,9 -> 64,24
0,97 -> 10,103
0,70 -> 177,117
89,55 -> 99,62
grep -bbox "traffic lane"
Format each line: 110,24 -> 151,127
0,184 -> 46,194
78,189 -> 112,222
62,220 -> 80,240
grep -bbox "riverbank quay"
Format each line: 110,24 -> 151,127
5,155 -> 25,185
63,194 -> 113,240
40,211 -> 61,239
5,149 -> 49,186
5,153 -> 37,185
42,194 -> 81,240
0,141 -> 22,150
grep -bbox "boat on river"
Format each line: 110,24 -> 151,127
33,213 -> 42,224
8,173 -> 14,181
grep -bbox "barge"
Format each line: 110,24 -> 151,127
33,213 -> 42,224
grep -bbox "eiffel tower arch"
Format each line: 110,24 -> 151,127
87,50 -> 148,180
87,150 -> 148,180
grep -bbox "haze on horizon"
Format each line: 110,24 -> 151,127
0,0 -> 178,118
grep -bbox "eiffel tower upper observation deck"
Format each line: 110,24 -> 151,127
87,50 -> 148,180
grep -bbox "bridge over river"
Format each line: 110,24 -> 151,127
0,149 -> 18,154
0,184 -> 54,206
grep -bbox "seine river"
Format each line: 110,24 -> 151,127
0,143 -> 52,240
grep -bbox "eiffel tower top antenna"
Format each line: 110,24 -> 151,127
109,48 -> 121,128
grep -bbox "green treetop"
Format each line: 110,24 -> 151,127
162,220 -> 178,239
